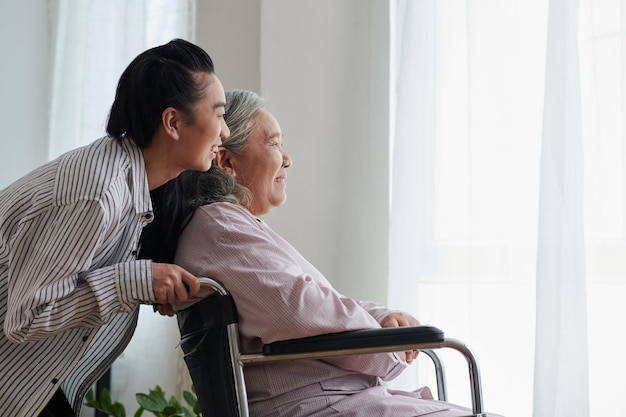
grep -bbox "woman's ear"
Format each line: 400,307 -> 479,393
216,148 -> 236,176
161,107 -> 180,140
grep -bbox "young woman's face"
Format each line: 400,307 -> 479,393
227,109 -> 292,216
176,73 -> 229,172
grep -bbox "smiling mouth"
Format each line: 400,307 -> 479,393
275,178 -> 285,183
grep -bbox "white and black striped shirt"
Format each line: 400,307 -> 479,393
0,136 -> 155,416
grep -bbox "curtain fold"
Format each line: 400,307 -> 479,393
389,0 -> 437,310
388,0 -> 437,390
533,0 -> 590,416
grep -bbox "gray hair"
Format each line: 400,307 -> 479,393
223,89 -> 265,153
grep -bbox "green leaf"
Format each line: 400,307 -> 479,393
168,395 -> 183,408
84,400 -> 100,408
136,392 -> 167,412
85,384 -> 199,417
181,408 -> 195,417
110,402 -> 126,417
182,391 -> 196,408
100,388 -> 113,410
182,390 -> 200,415
90,388 -> 126,417
86,388 -> 95,403
162,405 -> 181,416
149,387 -> 169,402
150,385 -> 166,396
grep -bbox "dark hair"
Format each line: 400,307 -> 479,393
139,167 -> 250,263
106,38 -> 215,148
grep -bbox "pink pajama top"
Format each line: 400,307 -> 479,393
174,202 -> 503,417
174,203 -> 409,411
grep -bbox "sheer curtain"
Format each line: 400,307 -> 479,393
390,1 -> 624,416
47,1 -> 195,414
48,0 -> 195,158
534,0 -> 589,415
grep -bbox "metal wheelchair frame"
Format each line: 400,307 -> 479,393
178,277 -> 486,417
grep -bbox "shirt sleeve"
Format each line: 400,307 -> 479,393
175,203 -> 406,380
3,198 -> 153,343
358,300 -> 400,322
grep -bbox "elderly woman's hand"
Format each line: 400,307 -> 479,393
380,312 -> 421,364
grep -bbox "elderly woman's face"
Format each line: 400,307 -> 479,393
228,109 -> 292,216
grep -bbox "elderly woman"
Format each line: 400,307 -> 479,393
144,90 -> 499,417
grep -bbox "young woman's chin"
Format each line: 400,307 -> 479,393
191,155 -> 216,173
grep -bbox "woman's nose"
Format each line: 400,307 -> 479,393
283,151 -> 293,168
221,121 -> 230,138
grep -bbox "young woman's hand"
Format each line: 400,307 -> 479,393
151,263 -> 200,315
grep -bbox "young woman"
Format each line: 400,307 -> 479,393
0,39 -> 229,417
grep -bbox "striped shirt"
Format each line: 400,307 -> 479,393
0,136 -> 155,417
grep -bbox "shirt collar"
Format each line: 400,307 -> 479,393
119,138 -> 153,217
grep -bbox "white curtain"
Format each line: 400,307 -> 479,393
390,1 -> 624,416
534,0 -> 589,415
47,1 -> 195,414
48,0 -> 195,158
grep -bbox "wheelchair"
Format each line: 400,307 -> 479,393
177,277 -> 487,417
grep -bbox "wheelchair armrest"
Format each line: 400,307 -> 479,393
262,325 -> 444,355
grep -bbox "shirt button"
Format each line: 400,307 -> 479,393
131,250 -> 138,256
52,378 -> 58,384
83,335 -> 89,342
144,213 -> 153,221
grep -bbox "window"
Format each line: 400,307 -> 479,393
390,1 -> 624,415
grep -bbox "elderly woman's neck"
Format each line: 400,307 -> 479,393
246,201 -> 269,217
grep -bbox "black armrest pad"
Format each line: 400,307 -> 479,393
263,325 -> 444,355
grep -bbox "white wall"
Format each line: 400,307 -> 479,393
0,1 -> 51,188
0,0 -> 392,303
195,0 -> 392,303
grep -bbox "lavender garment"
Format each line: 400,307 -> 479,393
175,202 -> 490,417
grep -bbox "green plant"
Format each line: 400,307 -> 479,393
85,385 -> 201,417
